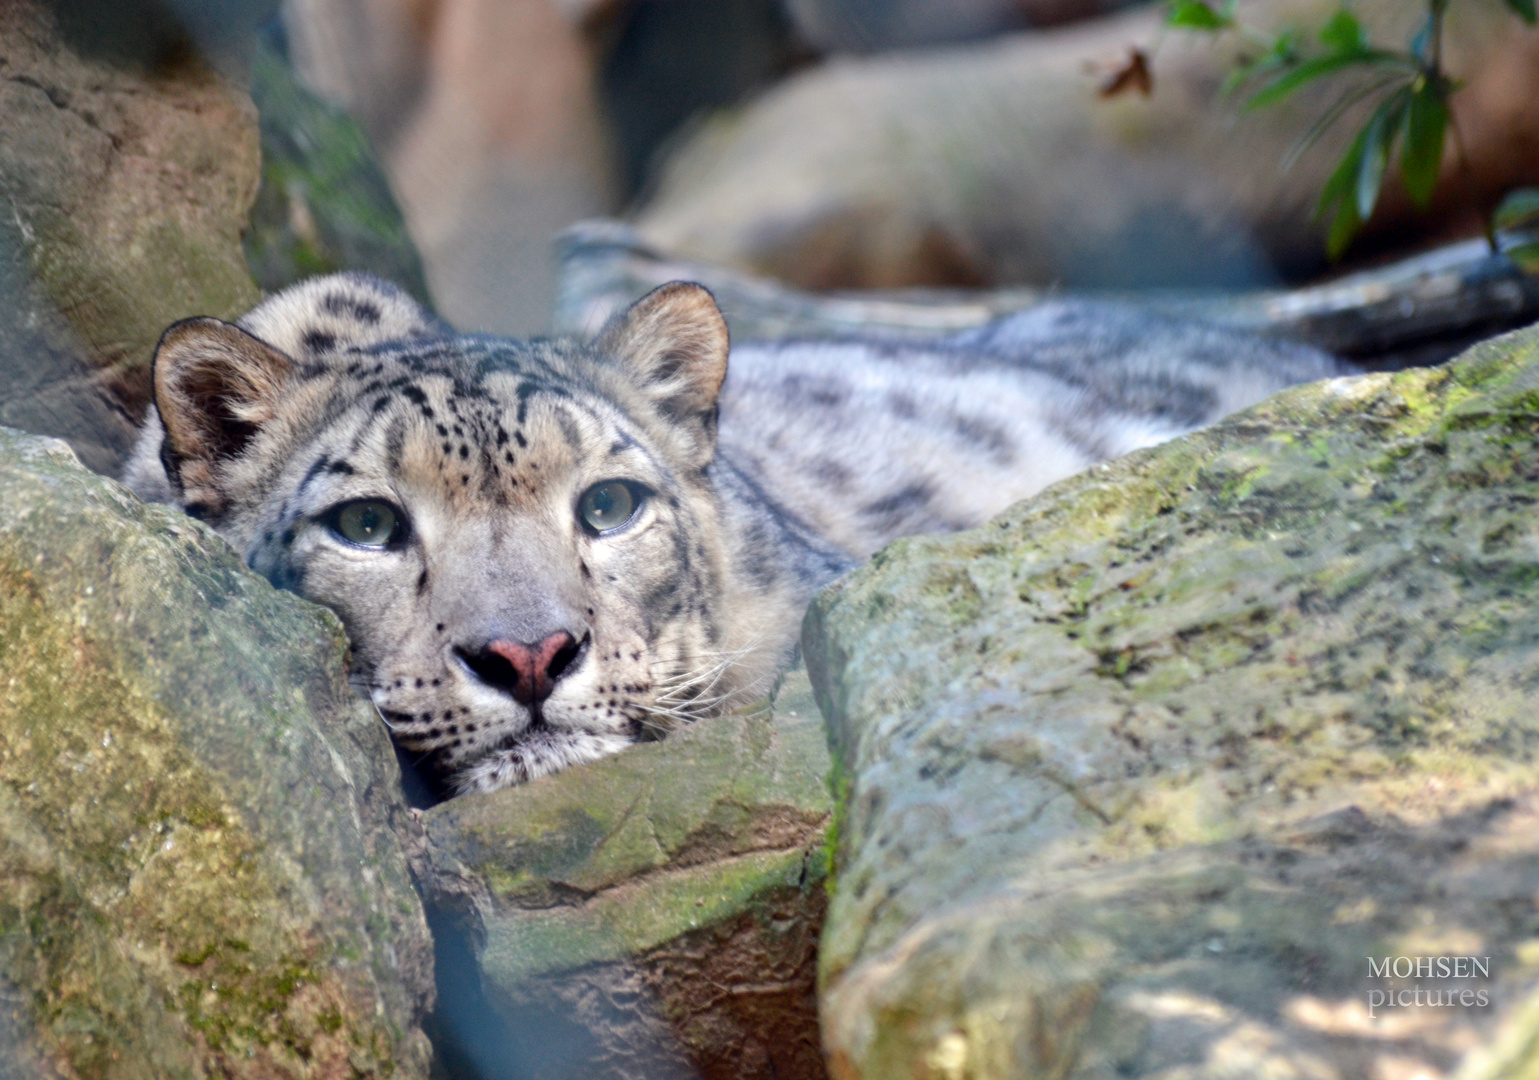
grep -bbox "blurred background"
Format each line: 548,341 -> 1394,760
263,0 -> 1539,334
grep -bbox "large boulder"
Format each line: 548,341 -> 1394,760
634,0 -> 1539,291
413,668 -> 832,1080
805,320 -> 1539,1079
0,426 -> 433,1078
0,0 -> 263,474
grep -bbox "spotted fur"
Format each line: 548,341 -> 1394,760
125,273 -> 1349,796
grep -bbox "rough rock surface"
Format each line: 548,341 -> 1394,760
805,320 -> 1539,1079
634,0 -> 1539,291
414,669 -> 832,1080
0,1 -> 262,474
0,426 -> 433,1078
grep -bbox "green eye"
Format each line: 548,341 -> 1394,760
332,501 -> 402,547
579,481 -> 639,532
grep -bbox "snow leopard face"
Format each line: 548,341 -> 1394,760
127,274 -> 739,799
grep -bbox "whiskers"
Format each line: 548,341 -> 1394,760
633,628 -> 778,735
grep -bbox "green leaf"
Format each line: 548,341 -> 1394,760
1244,50 -> 1405,111
1505,0 -> 1537,25
1493,188 -> 1539,233
1317,124 -> 1371,258
1400,80 -> 1448,208
1326,197 -> 1364,260
1169,0 -> 1232,30
1319,7 -> 1366,53
1506,242 -> 1539,274
1281,73 -> 1409,171
1318,122 -> 1368,213
1355,103 -> 1395,220
1220,30 -> 1299,96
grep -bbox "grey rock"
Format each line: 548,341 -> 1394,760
0,425 -> 432,1078
0,1 -> 262,475
804,321 -> 1539,1079
414,668 -> 832,1080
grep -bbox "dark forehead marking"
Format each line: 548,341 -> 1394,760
551,403 -> 584,451
515,382 -> 538,424
296,453 -> 330,498
384,413 -> 408,473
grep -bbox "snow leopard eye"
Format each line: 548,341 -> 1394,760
578,481 -> 640,533
329,500 -> 405,547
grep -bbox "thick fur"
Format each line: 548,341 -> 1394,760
125,273 -> 1349,796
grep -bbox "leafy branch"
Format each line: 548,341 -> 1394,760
1165,0 -> 1537,259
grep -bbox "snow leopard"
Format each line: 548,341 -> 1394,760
124,272 -> 1349,798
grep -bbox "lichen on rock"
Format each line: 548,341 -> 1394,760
0,426 -> 433,1079
806,321 -> 1539,1079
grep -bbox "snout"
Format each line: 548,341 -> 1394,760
457,630 -> 589,705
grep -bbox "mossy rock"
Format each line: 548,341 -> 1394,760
243,32 -> 433,310
415,670 -> 832,1080
805,321 -> 1539,1079
0,426 -> 432,1078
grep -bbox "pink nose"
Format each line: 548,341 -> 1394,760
479,631 -> 581,705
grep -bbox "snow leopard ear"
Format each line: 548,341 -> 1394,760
151,316 -> 295,519
595,282 -> 729,466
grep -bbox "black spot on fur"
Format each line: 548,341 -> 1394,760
402,385 -> 428,407
372,396 -> 391,413
515,431 -> 528,448
886,391 -> 919,419
860,483 -> 936,529
326,460 -> 356,475
458,444 -> 469,459
782,373 -> 850,409
948,411 -> 1017,464
417,569 -> 429,595
811,457 -> 853,491
303,331 -> 337,354
496,425 -> 509,445
323,292 -> 382,323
